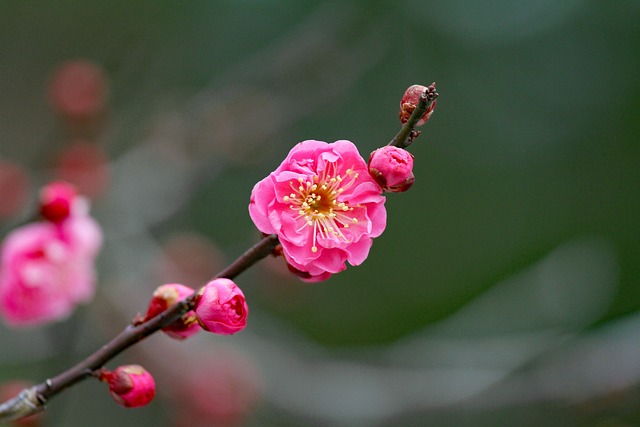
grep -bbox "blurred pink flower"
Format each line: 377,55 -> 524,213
143,283 -> 201,340
195,278 -> 248,335
99,365 -> 155,408
0,206 -> 102,326
368,146 -> 415,193
48,60 -> 109,121
171,348 -> 262,427
54,141 -> 110,198
249,140 -> 386,280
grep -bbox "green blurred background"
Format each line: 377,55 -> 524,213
1,1 -> 639,426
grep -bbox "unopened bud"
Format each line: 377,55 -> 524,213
39,181 -> 78,223
368,146 -> 415,193
99,365 -> 155,408
399,84 -> 437,126
194,278 -> 248,335
144,283 -> 200,340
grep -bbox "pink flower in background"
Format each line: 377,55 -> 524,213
249,140 -> 386,279
99,365 -> 155,408
0,190 -> 102,326
48,60 -> 109,121
54,141 -> 110,198
171,347 -> 262,427
195,278 -> 248,335
368,146 -> 415,193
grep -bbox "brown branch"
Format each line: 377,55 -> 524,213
0,234 -> 279,422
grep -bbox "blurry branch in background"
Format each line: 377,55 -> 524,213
103,2 -> 388,239
240,237 -> 619,425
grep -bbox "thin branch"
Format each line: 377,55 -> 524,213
388,82 -> 438,149
0,234 -> 279,422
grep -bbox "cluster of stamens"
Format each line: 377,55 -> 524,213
283,163 -> 360,253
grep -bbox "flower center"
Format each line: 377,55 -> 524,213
283,164 -> 360,253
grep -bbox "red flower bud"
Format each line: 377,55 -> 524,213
195,278 -> 248,335
368,146 -> 415,193
144,284 -> 200,340
399,84 -> 437,126
99,365 -> 155,408
39,181 -> 78,223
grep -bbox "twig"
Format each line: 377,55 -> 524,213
388,83 -> 438,149
0,234 -> 280,422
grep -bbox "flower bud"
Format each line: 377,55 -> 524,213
99,365 -> 155,408
195,278 -> 248,335
144,284 -> 200,340
39,181 -> 78,223
368,146 -> 415,193
399,84 -> 437,126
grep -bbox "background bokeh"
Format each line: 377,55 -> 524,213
1,1 -> 639,426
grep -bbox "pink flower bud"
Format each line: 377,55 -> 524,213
99,365 -> 155,408
195,278 -> 248,335
39,181 -> 78,223
399,84 -> 437,126
368,146 -> 415,193
144,283 -> 200,340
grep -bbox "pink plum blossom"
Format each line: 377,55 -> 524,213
143,283 -> 201,340
99,365 -> 155,408
195,278 -> 248,335
0,207 -> 102,326
368,146 -> 415,193
249,140 -> 386,280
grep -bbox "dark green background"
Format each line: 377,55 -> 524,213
1,2 -> 639,426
